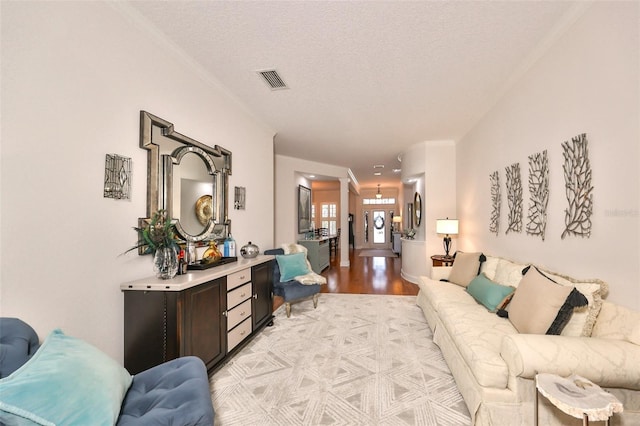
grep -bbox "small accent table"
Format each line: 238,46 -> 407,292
535,373 -> 623,425
431,254 -> 454,267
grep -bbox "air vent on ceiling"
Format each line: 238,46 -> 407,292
257,69 -> 288,90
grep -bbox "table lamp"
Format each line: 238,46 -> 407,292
436,218 -> 458,258
392,215 -> 402,231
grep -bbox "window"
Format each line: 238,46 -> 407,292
321,203 -> 337,235
363,198 -> 396,205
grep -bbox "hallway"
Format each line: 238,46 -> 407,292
273,248 -> 419,311
321,249 -> 419,296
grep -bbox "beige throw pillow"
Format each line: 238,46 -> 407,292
448,252 -> 482,287
508,267 -> 572,334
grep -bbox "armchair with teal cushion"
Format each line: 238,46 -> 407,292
265,248 -> 321,317
0,318 -> 215,426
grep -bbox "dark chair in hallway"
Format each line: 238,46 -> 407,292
264,248 -> 321,317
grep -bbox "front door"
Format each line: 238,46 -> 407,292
372,210 -> 386,245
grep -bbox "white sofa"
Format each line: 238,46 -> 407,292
416,254 -> 640,425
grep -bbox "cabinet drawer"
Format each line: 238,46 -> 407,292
227,268 -> 251,290
227,299 -> 252,331
227,282 -> 252,309
227,317 -> 252,351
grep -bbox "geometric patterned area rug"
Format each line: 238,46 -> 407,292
358,249 -> 397,257
211,293 -> 471,425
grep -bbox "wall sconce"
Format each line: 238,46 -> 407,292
436,218 -> 459,258
234,186 -> 246,210
103,154 -> 131,200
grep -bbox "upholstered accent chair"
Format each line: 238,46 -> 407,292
264,248 -> 322,317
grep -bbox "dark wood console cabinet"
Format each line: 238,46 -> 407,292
122,256 -> 273,375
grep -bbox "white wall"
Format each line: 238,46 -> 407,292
1,1 -> 275,361
274,155 -> 351,249
456,2 -> 639,310
400,141 -> 456,280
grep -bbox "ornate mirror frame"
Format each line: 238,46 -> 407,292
139,111 -> 232,252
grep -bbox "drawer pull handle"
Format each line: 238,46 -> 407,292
239,275 -> 245,280
240,331 -> 246,336
222,311 -> 228,317
241,311 -> 246,316
240,293 -> 246,297
253,294 -> 258,299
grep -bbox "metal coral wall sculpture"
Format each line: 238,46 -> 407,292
505,163 -> 523,234
561,133 -> 593,239
526,150 -> 549,240
489,171 -> 501,235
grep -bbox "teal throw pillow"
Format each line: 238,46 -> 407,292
0,329 -> 133,426
466,272 -> 515,312
276,252 -> 311,282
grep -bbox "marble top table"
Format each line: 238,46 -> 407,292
535,373 -> 623,425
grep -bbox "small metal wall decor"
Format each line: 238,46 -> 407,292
505,162 -> 523,234
234,186 -> 246,210
103,154 -> 132,200
526,150 -> 549,240
561,133 -> 593,239
489,170 -> 501,236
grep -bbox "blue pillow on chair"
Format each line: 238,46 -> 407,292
276,252 -> 310,282
0,329 -> 132,426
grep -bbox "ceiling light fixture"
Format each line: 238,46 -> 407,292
376,184 -> 382,199
374,172 -> 382,176
373,164 -> 384,169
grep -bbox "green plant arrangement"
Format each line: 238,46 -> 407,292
125,209 -> 178,255
404,228 -> 416,240
125,209 -> 181,279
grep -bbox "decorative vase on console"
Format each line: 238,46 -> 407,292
152,245 -> 179,279
125,209 -> 180,280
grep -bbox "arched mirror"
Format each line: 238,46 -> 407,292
138,111 -> 232,252
413,192 -> 422,227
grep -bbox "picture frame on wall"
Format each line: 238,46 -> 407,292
298,184 -> 312,233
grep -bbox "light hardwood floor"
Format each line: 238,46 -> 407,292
273,248 -> 419,311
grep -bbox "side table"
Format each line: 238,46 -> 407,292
535,373 -> 623,425
431,254 -> 454,267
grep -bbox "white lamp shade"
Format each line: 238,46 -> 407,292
436,219 -> 459,235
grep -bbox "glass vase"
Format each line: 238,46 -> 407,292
153,246 -> 179,280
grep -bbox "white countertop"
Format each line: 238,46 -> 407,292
120,254 -> 274,292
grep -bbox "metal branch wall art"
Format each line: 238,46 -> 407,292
526,150 -> 549,240
561,133 -> 593,239
505,163 -> 523,234
489,171 -> 501,235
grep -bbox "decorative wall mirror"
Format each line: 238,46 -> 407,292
413,192 -> 422,227
139,111 -> 232,252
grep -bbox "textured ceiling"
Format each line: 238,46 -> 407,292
128,1 -> 578,187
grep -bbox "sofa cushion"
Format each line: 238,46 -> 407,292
437,295 -> 517,389
466,273 -> 515,312
591,301 -> 640,345
479,256 -> 500,280
418,278 -> 477,312
0,318 -> 40,378
118,356 -> 215,426
448,252 -> 483,287
508,267 -> 573,334
0,329 -> 132,426
493,258 -> 527,287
